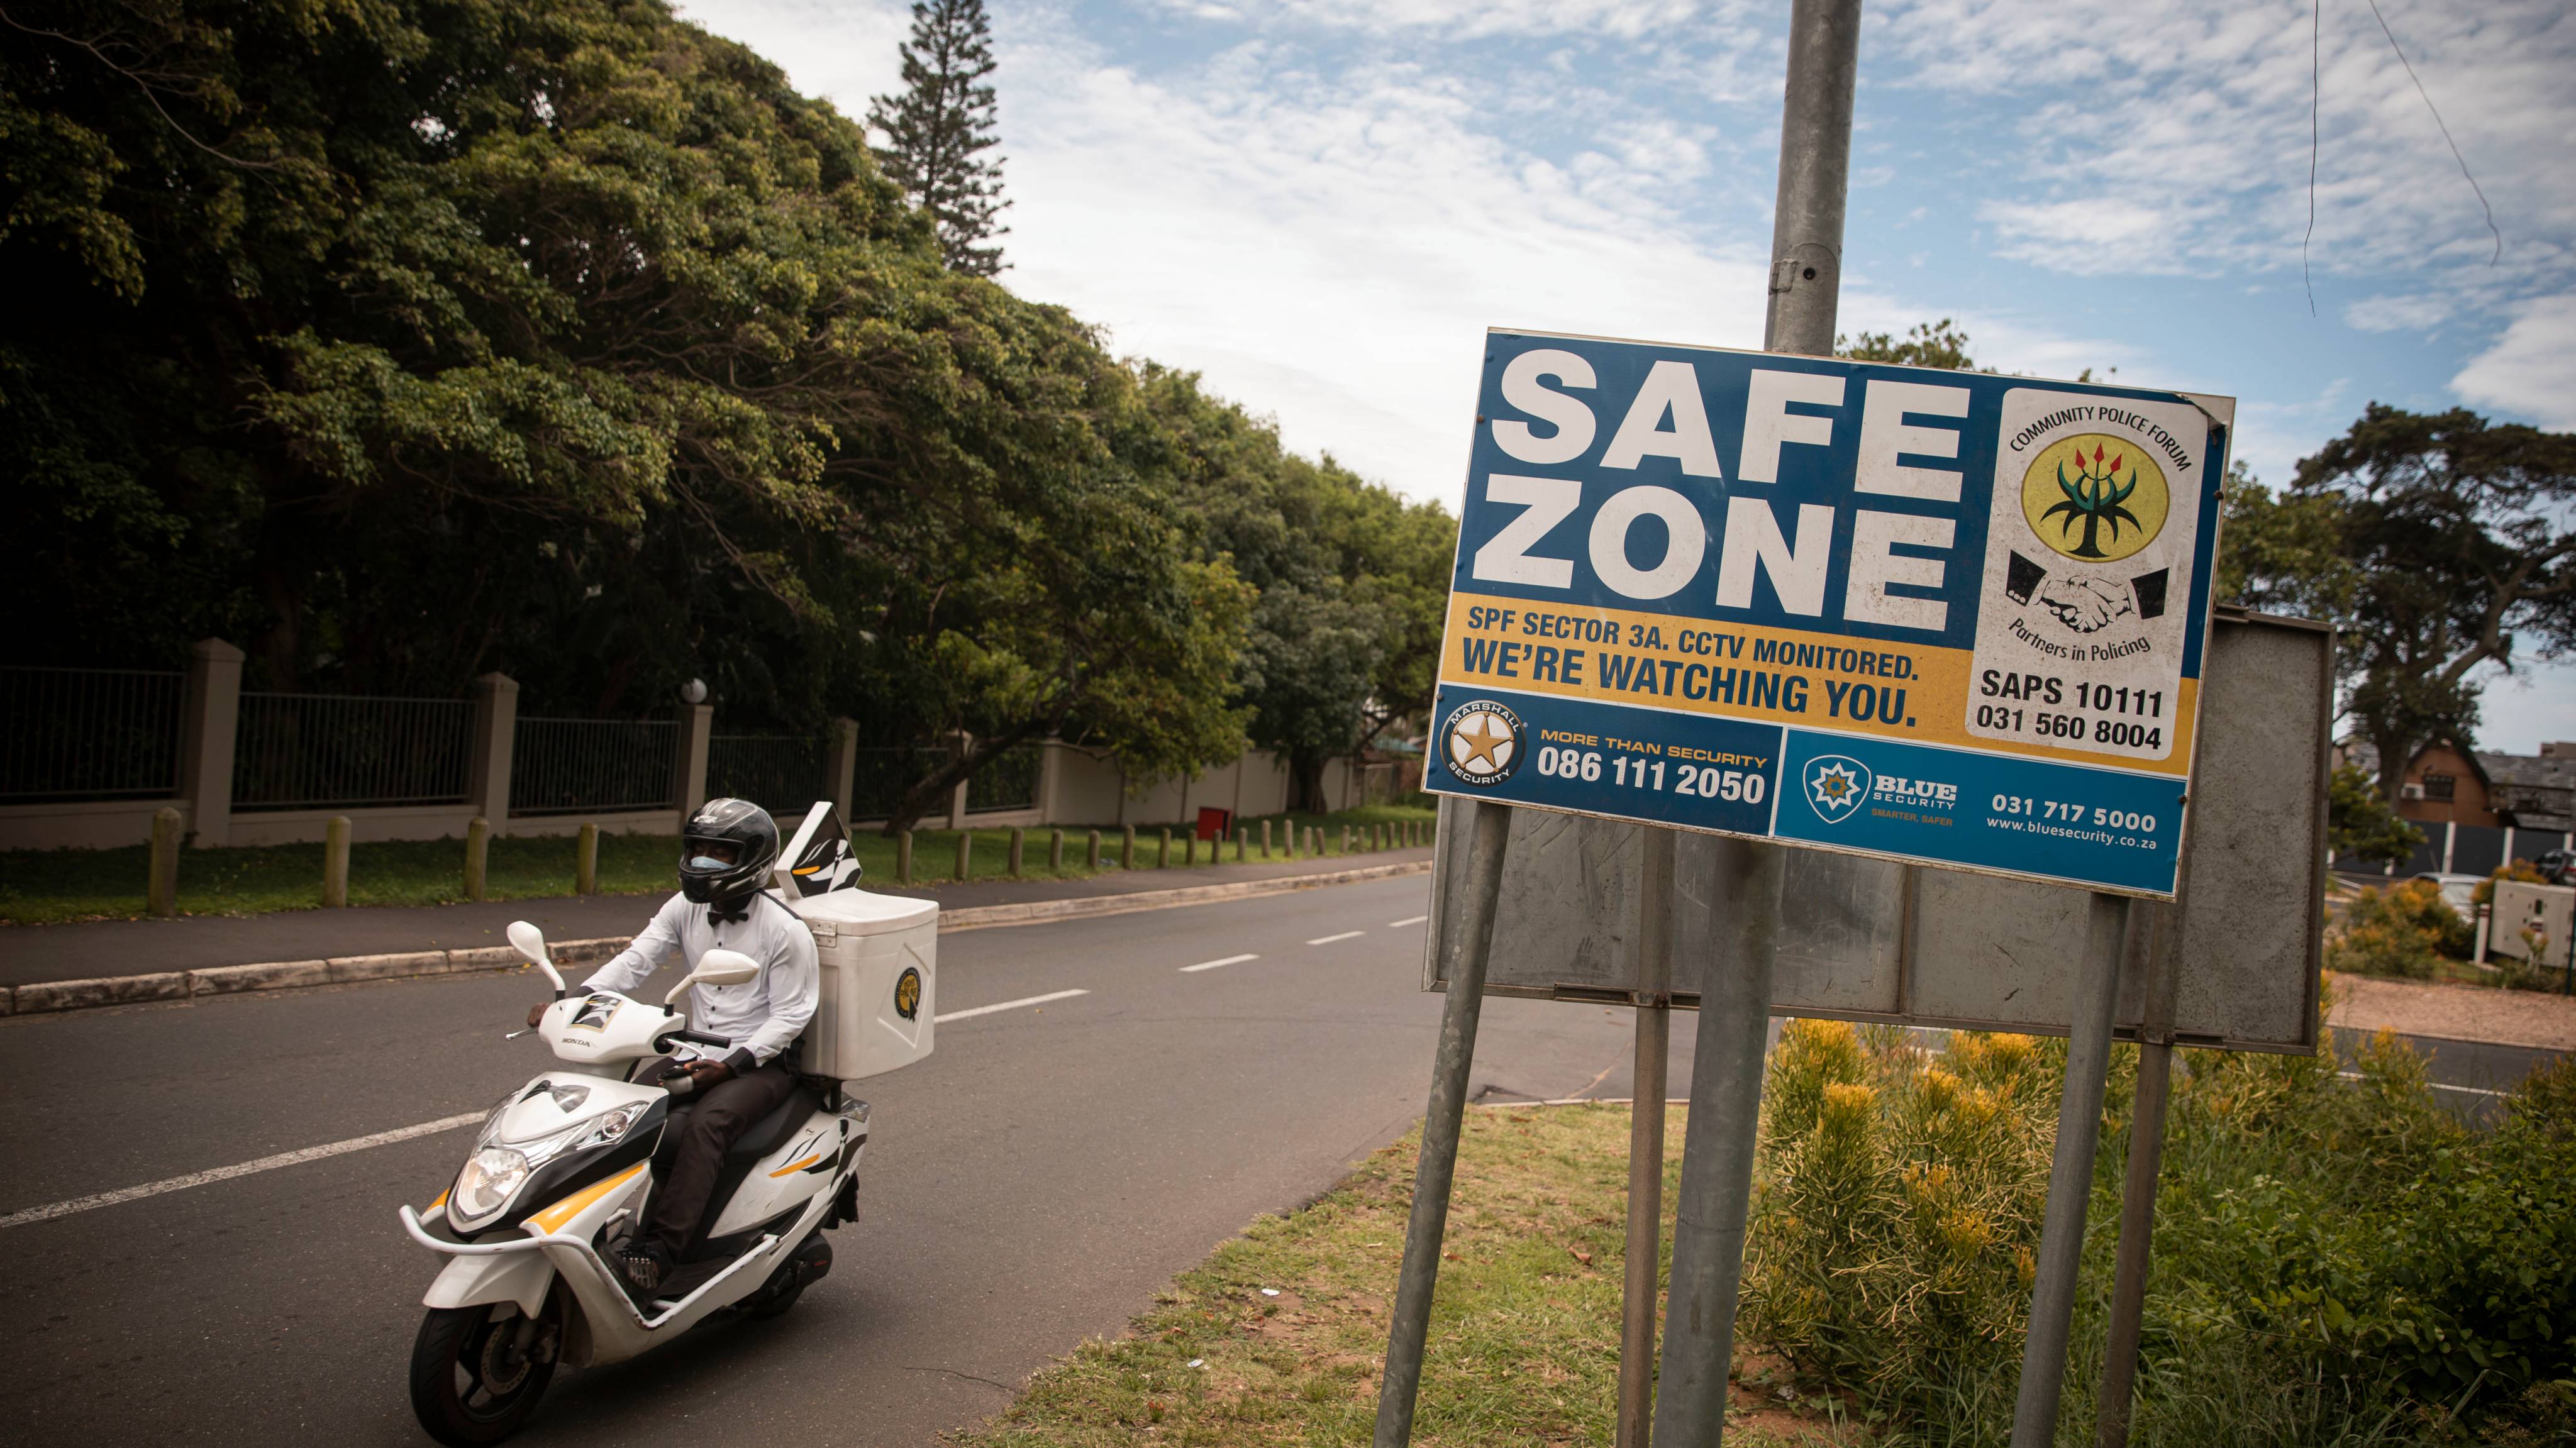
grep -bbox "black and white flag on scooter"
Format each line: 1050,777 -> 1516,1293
778,803 -> 862,897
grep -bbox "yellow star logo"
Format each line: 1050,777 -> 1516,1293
1453,712 -> 1507,770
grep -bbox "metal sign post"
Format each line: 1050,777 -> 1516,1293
1372,799 -> 1513,1448
1616,825 -> 1676,1448
1657,4 -> 1858,1444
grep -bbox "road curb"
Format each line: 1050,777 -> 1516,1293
0,859 -> 1432,1019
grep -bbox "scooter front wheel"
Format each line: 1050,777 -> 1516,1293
408,1294 -> 562,1446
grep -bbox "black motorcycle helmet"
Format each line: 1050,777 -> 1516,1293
678,797 -> 780,904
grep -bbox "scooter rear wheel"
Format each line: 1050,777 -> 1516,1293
408,1294 -> 562,1445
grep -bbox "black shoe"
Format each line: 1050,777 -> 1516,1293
618,1244 -> 668,1300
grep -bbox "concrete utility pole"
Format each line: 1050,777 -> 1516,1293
1652,4 -> 1861,1446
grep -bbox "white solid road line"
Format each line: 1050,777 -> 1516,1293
1388,915 -> 1428,927
0,1111 -> 487,1231
935,988 -> 1090,1023
1306,930 -> 1365,946
1181,954 -> 1259,974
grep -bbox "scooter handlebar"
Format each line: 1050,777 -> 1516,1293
654,1028 -> 730,1051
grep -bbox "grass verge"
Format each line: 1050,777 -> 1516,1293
949,1102 -> 1853,1448
0,803 -> 1438,924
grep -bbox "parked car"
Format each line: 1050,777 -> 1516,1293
2408,872 -> 2484,922
2534,849 -> 2575,887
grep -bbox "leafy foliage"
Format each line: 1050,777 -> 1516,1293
3,0 -> 1451,830
2289,406 -> 2576,799
2328,879 -> 2471,978
1838,318 -> 1979,372
866,0 -> 1008,277
2330,762 -> 2426,866
1745,1014 -> 2576,1444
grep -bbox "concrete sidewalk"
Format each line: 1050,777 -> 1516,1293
0,848 -> 1434,988
2326,970 -> 2576,1053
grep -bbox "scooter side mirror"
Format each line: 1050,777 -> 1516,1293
507,920 -> 568,998
665,948 -> 760,1005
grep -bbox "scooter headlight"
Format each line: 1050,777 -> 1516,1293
455,1146 -> 531,1220
450,1100 -> 653,1227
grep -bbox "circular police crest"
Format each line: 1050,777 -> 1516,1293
894,966 -> 922,1021
2021,433 -> 2169,565
1440,699 -> 1524,787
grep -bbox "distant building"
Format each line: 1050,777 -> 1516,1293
2339,738 -> 2576,833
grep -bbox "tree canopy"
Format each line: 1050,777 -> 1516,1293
2224,405 -> 2576,797
3,0 -> 1455,829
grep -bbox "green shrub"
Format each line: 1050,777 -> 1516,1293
2328,880 -> 2472,978
1741,1009 -> 2576,1445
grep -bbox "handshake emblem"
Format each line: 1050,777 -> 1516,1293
2006,551 -> 2168,635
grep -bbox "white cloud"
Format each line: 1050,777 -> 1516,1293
2343,292 -> 2454,334
1136,0 -> 1713,42
1877,0 -> 2576,310
2452,295 -> 2576,429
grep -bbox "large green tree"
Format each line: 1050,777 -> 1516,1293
1140,367 -> 1454,812
1,0 -> 1250,821
2279,406 -> 2576,800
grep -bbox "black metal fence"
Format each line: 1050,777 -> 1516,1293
511,717 -> 677,816
708,733 -> 830,821
232,692 -> 474,811
0,666 -> 185,802
966,744 -> 1044,814
2334,821 -> 2576,878
848,747 -> 952,822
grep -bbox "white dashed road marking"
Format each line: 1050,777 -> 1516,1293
1388,915 -> 1428,927
1306,931 -> 1364,946
0,1112 -> 487,1230
936,988 -> 1090,1023
1181,954 -> 1260,974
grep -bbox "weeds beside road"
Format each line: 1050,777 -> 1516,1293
0,804 -> 1438,925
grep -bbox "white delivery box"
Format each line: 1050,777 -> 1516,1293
773,803 -> 936,1081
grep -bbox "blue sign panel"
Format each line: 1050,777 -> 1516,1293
1426,328 -> 2231,897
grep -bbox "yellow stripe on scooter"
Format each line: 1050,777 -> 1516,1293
525,1163 -> 645,1234
768,1154 -> 823,1178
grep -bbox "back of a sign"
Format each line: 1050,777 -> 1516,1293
1423,608 -> 2329,1053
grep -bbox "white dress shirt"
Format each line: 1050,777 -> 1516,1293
584,889 -> 819,1068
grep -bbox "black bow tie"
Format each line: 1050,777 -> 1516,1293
709,901 -> 751,925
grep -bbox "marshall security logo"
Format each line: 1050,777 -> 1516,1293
1805,755 -> 1873,825
1440,699 -> 1524,787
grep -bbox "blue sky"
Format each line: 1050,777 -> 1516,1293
677,0 -> 2574,751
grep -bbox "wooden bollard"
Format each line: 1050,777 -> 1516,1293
464,816 -> 490,901
576,821 -> 599,895
1010,827 -> 1026,876
1086,830 -> 1102,870
897,829 -> 914,885
1121,825 -> 1135,870
1050,828 -> 1065,873
322,815 -> 352,907
955,831 -> 972,882
148,806 -> 182,917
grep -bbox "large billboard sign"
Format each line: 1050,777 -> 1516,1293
1426,329 -> 2234,897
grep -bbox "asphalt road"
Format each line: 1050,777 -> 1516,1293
4,875 -> 2556,1446
0,873 -> 1667,1445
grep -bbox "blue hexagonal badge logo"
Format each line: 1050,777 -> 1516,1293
1804,754 -> 1873,826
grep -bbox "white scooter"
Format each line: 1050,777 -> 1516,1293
397,921 -> 867,1445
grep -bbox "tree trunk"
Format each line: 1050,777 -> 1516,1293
2371,727 -> 2417,805
879,721 -> 1046,836
1288,750 -> 1328,815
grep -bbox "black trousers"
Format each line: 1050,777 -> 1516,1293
641,1059 -> 796,1260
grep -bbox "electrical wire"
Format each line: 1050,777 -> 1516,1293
2360,0 -> 2502,266
2304,0 -> 2320,316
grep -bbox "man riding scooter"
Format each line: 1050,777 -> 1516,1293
528,797 -> 817,1296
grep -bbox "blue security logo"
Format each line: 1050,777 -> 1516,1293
1804,755 -> 1874,825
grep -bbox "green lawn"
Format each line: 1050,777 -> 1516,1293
0,802 -> 1438,924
